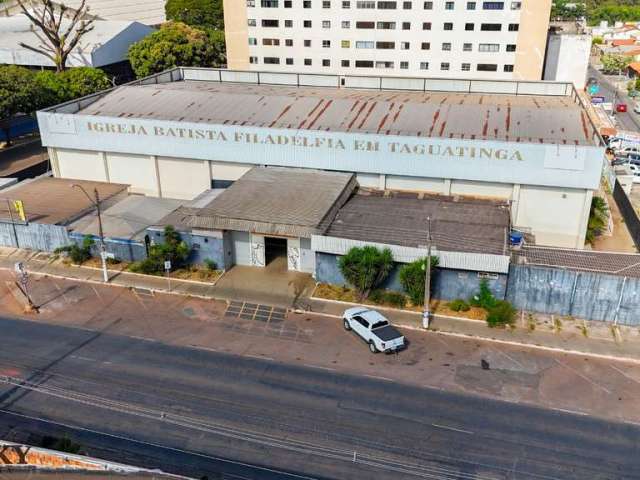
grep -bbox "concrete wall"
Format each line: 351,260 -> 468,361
544,34 -> 591,89
0,222 -> 70,252
315,252 -> 507,301
147,228 -> 226,269
507,265 -> 640,325
69,233 -> 148,263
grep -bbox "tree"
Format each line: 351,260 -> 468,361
601,54 -> 631,75
0,66 -> 43,144
398,256 -> 439,306
338,246 -> 394,300
17,0 -> 95,72
586,196 -> 609,245
129,225 -> 191,274
128,22 -> 226,78
165,0 -> 224,30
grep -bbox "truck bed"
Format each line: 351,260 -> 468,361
374,325 -> 403,341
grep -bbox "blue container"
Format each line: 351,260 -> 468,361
509,231 -> 524,246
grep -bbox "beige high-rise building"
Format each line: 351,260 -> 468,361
224,0 -> 551,80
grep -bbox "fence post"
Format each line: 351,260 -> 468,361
613,277 -> 628,326
568,272 -> 579,317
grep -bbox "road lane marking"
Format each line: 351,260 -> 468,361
551,407 -> 588,416
431,424 -> 474,435
245,354 -> 274,361
553,358 -> 612,395
303,364 -> 335,372
609,364 -> 640,386
364,374 -> 394,382
70,355 -> 94,362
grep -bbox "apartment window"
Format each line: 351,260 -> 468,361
422,22 -> 432,30
356,21 -> 375,28
262,38 -> 280,46
401,41 -> 410,49
322,59 -> 331,66
304,39 -> 312,47
261,19 -> 279,27
421,42 -> 430,50
445,1 -> 454,8
263,57 -> 280,64
285,19 -> 293,27
322,39 -> 331,47
463,43 -> 472,51
248,37 -> 257,45
424,0 -> 432,7
481,23 -> 501,31
420,61 -> 429,70
441,62 -> 450,70
506,44 -> 516,52
261,0 -> 279,6
508,23 -> 519,31
377,21 -> 396,29
322,20 -> 331,28
343,0 -> 351,6
304,58 -> 312,65
355,60 -> 374,68
323,0 -> 331,6
376,61 -> 394,68
465,23 -> 474,30
249,56 -> 258,64
247,0 -> 255,6
510,1 -> 521,8
356,40 -> 374,48
482,1 -> 503,9
286,58 -> 294,65
285,0 -> 292,6
377,1 -> 397,8
442,42 -> 451,51
342,20 -> 351,28
376,41 -> 395,49
400,61 -> 409,69
304,20 -> 312,27
477,63 -> 498,71
443,22 -> 453,30
247,18 -> 256,26
341,59 -> 350,66
403,1 -> 412,8
466,1 -> 476,8
402,22 -> 411,30
356,0 -> 375,7
303,0 -> 311,6
285,39 -> 293,46
461,63 -> 470,71
341,40 -> 351,48
504,64 -> 514,72
478,43 -> 499,52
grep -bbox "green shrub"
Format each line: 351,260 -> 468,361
370,289 -> 407,308
449,299 -> 470,312
128,225 -> 190,275
486,300 -> 516,328
338,246 -> 394,300
398,256 -> 439,306
54,236 -> 94,264
204,258 -> 217,271
470,279 -> 497,310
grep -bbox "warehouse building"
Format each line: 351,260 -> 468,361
37,67 -> 605,250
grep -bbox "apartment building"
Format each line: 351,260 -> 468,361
224,0 -> 552,80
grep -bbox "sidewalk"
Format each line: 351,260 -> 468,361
1,246 -> 639,363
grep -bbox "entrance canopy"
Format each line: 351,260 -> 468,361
162,166 -> 357,238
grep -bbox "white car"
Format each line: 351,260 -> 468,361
343,307 -> 405,353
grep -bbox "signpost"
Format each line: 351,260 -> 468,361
164,260 -> 172,292
14,261 -> 37,312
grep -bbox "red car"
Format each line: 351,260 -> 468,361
616,103 -> 628,113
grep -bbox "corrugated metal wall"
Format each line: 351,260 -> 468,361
0,222 -> 70,251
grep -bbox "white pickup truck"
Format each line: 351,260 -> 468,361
343,307 -> 405,353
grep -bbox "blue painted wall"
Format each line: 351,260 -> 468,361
315,252 -> 507,301
146,228 -> 225,269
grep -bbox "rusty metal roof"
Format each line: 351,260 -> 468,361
326,190 -> 511,255
78,80 -> 594,146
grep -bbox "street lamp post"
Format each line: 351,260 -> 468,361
422,216 -> 432,329
71,184 -> 108,283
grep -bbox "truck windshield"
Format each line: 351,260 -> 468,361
371,321 -> 389,329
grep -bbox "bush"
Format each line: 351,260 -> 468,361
449,299 -> 470,312
204,258 -> 217,271
55,236 -> 94,264
129,225 -> 190,275
369,289 -> 407,308
165,0 -> 224,29
398,256 -> 439,306
338,246 -> 394,300
486,300 -> 516,328
470,279 -> 497,310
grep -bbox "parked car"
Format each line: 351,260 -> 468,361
634,102 -> 640,114
616,103 -> 628,113
614,145 -> 640,156
343,307 -> 405,353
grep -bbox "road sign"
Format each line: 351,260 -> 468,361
588,84 -> 600,95
100,251 -> 115,260
164,260 -> 172,271
591,95 -> 606,104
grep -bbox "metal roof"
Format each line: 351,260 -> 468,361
512,245 -> 640,278
0,177 -> 128,225
159,166 -> 357,238
325,190 -> 510,256
78,80 -> 595,146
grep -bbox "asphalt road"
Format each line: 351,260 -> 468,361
1,316 -> 639,480
588,65 -> 640,132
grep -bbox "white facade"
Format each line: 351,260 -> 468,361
225,0 -> 552,80
544,33 -> 591,89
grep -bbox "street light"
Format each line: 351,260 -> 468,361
421,216 -> 433,329
71,184 -> 108,283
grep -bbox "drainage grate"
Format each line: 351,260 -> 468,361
225,301 -> 286,323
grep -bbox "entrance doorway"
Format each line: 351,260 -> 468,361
264,237 -> 288,268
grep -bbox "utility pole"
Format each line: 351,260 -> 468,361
422,216 -> 432,329
71,184 -> 108,283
